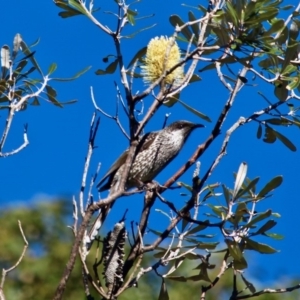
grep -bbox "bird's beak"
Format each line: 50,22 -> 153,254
193,123 -> 205,129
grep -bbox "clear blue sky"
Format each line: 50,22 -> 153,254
1,0 -> 300,288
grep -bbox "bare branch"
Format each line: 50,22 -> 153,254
0,221 -> 28,298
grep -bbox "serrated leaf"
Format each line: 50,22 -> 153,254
52,65 -> 91,81
177,99 -> 211,122
244,238 -> 278,254
257,176 -> 283,198
272,129 -> 297,151
233,162 -> 247,200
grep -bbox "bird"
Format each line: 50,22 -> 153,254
86,120 -> 204,248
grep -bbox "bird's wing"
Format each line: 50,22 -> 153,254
137,132 -> 155,152
97,149 -> 129,191
97,131 -> 156,191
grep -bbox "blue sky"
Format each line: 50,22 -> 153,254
1,0 -> 300,288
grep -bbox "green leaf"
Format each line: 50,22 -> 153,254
241,274 -> 256,294
169,15 -> 193,42
177,181 -> 192,192
163,93 -> 180,107
264,232 -> 284,240
244,238 -> 278,254
244,210 -> 272,228
286,76 -> 300,91
187,222 -> 209,235
45,85 -> 63,108
177,99 -> 211,122
68,0 -> 88,16
189,74 -> 202,83
263,125 -> 276,144
265,118 -> 291,126
254,220 -> 277,235
195,241 -> 219,250
274,83 -> 288,101
225,1 -> 239,28
123,24 -> 157,39
127,47 -> 147,68
127,9 -> 137,26
158,279 -> 169,300
55,0 -> 83,18
225,239 -> 248,270
95,59 -> 118,75
235,177 -> 260,199
276,25 -> 289,44
232,202 -> 249,226
257,124 -> 262,139
52,65 -> 91,81
188,11 -> 199,38
181,217 -> 189,232
20,40 -> 43,76
48,63 -> 57,75
264,19 -> 285,36
257,176 -> 283,198
272,129 -> 297,151
222,185 -> 231,206
166,276 -> 187,282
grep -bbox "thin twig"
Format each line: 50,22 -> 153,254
0,221 -> 28,295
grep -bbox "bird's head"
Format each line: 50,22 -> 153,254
166,120 -> 204,140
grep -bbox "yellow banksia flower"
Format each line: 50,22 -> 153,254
141,36 -> 183,86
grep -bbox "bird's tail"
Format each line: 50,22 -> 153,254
85,201 -> 115,250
